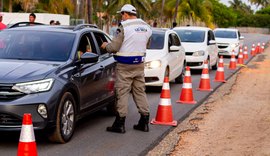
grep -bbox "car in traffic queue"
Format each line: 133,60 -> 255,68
144,28 -> 186,87
173,26 -> 219,70
214,28 -> 244,56
0,23 -> 116,143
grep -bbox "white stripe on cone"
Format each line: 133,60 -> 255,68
162,83 -> 170,90
231,58 -> 236,62
185,71 -> 191,76
183,83 -> 192,89
159,98 -> 172,106
201,74 -> 209,79
19,125 -> 35,142
217,67 -> 224,72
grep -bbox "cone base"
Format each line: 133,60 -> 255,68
214,79 -> 227,83
176,100 -> 197,104
151,119 -> 177,126
197,88 -> 213,91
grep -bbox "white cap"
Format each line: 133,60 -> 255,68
117,4 -> 137,15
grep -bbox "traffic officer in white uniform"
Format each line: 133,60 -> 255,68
101,4 -> 152,133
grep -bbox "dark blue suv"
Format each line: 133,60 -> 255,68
0,24 -> 116,143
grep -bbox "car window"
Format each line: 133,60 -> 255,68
174,30 -> 205,42
214,30 -> 237,39
148,31 -> 165,50
77,33 -> 97,59
92,32 -> 110,55
0,31 -> 75,61
170,33 -> 181,46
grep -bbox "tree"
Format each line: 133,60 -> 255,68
249,0 -> 270,8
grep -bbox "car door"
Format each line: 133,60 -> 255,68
91,31 -> 116,101
167,32 -> 183,79
76,32 -> 107,110
207,30 -> 218,66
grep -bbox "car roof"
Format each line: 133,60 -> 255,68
5,23 -> 103,34
173,26 -> 211,31
214,28 -> 238,32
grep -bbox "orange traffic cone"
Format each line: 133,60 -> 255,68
214,56 -> 226,83
177,66 -> 196,104
17,113 -> 38,156
255,43 -> 261,54
197,60 -> 213,91
237,49 -> 244,65
261,43 -> 265,53
229,50 -> 237,70
151,77 -> 177,126
243,46 -> 248,60
251,44 -> 256,56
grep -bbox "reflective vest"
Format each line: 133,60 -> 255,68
114,19 -> 152,64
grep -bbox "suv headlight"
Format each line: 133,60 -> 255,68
192,50 -> 205,56
230,43 -> 239,48
12,78 -> 54,94
145,60 -> 161,69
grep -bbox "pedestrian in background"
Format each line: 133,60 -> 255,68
29,13 -> 36,23
109,20 -> 118,38
0,13 -> 7,30
50,20 -> 55,25
101,4 -> 152,133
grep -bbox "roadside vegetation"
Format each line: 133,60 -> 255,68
0,0 -> 269,28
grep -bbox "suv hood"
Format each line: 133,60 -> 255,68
0,60 -> 61,83
181,42 -> 206,52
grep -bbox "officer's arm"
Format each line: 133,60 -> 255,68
105,26 -> 124,53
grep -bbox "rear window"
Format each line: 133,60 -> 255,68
148,31 -> 165,50
174,30 -> 205,42
0,30 -> 75,61
214,30 -> 237,39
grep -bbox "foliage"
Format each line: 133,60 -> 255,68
209,0 -> 237,28
237,14 -> 270,28
256,6 -> 270,14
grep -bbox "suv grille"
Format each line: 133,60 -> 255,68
0,113 -> 21,127
0,84 -> 25,101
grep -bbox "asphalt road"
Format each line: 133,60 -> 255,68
0,33 -> 269,156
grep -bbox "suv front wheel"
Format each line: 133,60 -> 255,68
49,92 -> 76,143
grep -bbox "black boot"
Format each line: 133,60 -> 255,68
106,114 -> 126,133
133,114 -> 149,132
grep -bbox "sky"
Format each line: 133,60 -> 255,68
219,0 -> 261,11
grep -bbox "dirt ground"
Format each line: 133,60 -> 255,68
147,45 -> 270,156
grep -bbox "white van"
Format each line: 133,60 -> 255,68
214,28 -> 244,56
173,26 -> 218,70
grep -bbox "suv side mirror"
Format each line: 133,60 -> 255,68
169,45 -> 180,52
80,52 -> 99,64
208,40 -> 216,45
240,36 -> 244,40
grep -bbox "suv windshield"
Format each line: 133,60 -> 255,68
214,30 -> 237,39
0,31 -> 75,61
174,30 -> 205,42
148,31 -> 165,49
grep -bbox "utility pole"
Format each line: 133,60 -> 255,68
87,0 -> 92,24
160,0 -> 165,27
173,0 -> 180,23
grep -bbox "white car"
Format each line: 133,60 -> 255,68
214,28 -> 244,56
144,28 -> 186,87
173,26 -> 219,70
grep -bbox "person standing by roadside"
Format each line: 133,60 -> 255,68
0,13 -> 6,30
101,4 -> 152,133
29,13 -> 36,23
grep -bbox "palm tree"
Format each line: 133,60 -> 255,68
249,0 -> 270,8
165,0 -> 213,27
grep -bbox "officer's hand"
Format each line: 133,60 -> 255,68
101,42 -> 108,49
